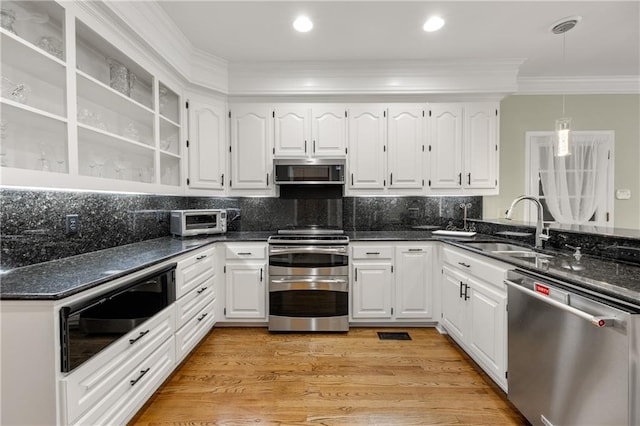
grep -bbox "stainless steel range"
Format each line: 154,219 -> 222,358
267,227 -> 349,332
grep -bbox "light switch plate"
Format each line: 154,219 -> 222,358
616,189 -> 631,200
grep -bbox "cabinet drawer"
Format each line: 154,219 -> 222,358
225,245 -> 266,259
176,299 -> 216,363
352,246 -> 394,260
63,307 -> 175,423
69,337 -> 176,426
175,275 -> 216,329
442,247 -> 507,289
176,248 -> 215,299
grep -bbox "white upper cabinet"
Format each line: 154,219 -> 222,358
186,97 -> 226,192
427,102 -> 499,194
347,105 -> 387,189
229,104 -> 273,193
464,103 -> 498,189
274,106 -> 308,157
311,106 -> 347,157
1,2 -> 184,194
273,105 -> 345,158
387,105 -> 426,190
428,104 -> 464,190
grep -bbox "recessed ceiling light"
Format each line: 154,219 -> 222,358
423,16 -> 445,32
293,16 -> 313,33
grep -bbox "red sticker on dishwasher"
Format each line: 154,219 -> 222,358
535,283 -> 550,296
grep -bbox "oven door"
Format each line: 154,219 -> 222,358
268,246 -> 348,276
269,276 -> 349,332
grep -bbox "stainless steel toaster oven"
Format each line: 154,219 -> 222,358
170,209 -> 227,237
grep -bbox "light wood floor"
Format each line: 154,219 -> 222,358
131,327 -> 527,425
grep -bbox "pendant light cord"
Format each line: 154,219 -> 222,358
562,32 -> 566,116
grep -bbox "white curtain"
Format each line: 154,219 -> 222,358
538,134 -> 609,225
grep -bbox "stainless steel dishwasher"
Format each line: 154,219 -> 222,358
505,269 -> 640,426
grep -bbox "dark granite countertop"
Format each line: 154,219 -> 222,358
0,232 -> 271,300
2,230 -> 639,306
442,239 -> 640,306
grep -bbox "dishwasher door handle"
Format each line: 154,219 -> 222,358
504,279 -> 617,327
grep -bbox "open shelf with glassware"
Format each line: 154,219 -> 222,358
1,2 -> 183,194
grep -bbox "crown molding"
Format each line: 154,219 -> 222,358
228,59 -> 525,96
517,76 -> 640,94
99,0 -> 228,93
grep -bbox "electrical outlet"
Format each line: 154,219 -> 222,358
66,214 -> 79,235
407,207 -> 419,219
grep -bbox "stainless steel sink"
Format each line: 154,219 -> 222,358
465,242 -> 535,253
465,242 -> 554,261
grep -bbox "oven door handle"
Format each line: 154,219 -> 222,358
270,278 -> 348,292
269,247 -> 347,255
504,279 -> 617,327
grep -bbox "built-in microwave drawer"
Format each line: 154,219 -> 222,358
63,306 -> 175,424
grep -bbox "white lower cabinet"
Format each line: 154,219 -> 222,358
350,243 -> 434,322
174,246 -> 217,363
440,246 -> 508,391
69,337 -> 176,426
62,305 -> 176,425
222,243 -> 268,321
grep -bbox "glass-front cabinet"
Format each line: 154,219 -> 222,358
0,1 -> 183,192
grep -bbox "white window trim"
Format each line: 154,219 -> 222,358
524,130 -> 615,227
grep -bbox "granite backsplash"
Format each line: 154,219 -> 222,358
3,188 -> 638,270
0,189 -> 482,269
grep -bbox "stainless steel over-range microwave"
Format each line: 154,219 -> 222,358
170,209 -> 227,237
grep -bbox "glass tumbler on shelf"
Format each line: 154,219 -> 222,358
107,58 -> 136,97
1,9 -> 17,35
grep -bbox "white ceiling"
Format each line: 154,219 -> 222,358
158,1 -> 640,79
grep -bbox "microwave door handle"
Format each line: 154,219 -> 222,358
504,279 -> 617,327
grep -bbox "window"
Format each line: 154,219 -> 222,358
525,131 -> 614,227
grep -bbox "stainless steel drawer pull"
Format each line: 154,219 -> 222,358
129,330 -> 149,345
459,282 -> 465,298
196,255 -> 207,260
196,286 -> 208,294
408,248 -> 423,252
237,252 -> 252,255
130,368 -> 150,386
197,313 -> 208,322
504,279 -> 617,327
458,262 -> 470,268
366,252 -> 381,255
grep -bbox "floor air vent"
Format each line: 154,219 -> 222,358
377,332 -> 412,340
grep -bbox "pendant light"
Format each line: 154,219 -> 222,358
551,17 -> 580,157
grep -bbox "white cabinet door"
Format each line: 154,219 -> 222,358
394,245 -> 433,319
464,103 -> 498,189
347,106 -> 386,189
225,263 -> 266,319
187,99 -> 226,191
428,104 -> 463,189
352,262 -> 393,319
274,106 -> 309,157
311,106 -> 346,157
467,276 -> 506,380
440,265 -> 467,343
229,105 -> 272,190
387,106 -> 425,189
